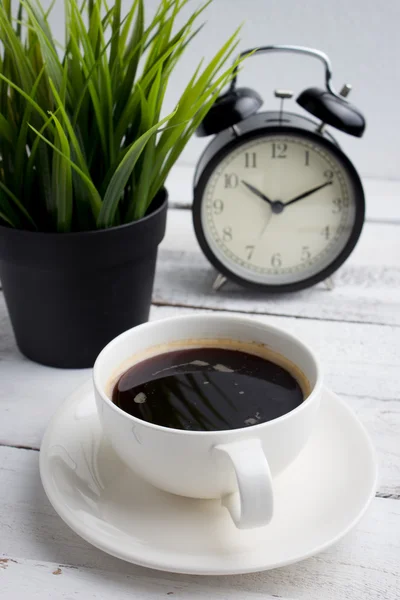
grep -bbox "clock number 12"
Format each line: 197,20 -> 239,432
272,143 -> 287,159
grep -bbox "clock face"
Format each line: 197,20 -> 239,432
196,131 -> 364,289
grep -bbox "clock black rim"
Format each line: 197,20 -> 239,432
192,125 -> 365,293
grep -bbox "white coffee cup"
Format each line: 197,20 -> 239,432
93,314 -> 322,530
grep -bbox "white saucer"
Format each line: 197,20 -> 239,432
40,381 -> 377,575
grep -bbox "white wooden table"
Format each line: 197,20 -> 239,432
1,167 -> 399,599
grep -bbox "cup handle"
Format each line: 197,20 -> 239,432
213,439 -> 273,529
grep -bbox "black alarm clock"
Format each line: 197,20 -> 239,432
193,45 -> 366,292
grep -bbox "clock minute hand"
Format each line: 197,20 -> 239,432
285,180 -> 333,207
241,180 -> 273,206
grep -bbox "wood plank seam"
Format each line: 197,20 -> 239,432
2,289 -> 399,328
151,298 -> 400,329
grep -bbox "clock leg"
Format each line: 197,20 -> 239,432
324,276 -> 335,291
212,273 -> 228,292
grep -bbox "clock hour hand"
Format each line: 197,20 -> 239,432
241,180 -> 273,206
285,180 -> 333,207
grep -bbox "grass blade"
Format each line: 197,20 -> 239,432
0,113 -> 15,144
21,0 -> 62,91
109,0 -> 121,69
113,0 -> 144,123
114,35 -> 182,148
29,123 -> 103,217
69,1 -> 108,158
0,179 -> 37,229
14,65 -> 46,195
51,113 -> 73,232
0,71 -> 55,127
49,76 -> 93,178
97,111 -> 175,228
0,4 -> 35,91
0,208 -> 16,227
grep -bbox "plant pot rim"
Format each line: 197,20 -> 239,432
0,189 -> 168,269
0,188 -> 168,239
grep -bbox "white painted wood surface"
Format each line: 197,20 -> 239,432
1,180 -> 399,598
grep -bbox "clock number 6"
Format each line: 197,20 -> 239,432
271,253 -> 282,267
301,246 -> 311,261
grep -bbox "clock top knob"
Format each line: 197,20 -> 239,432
274,89 -> 294,100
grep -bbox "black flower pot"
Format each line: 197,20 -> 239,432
0,190 -> 168,368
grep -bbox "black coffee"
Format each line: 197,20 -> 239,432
112,346 -> 305,431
